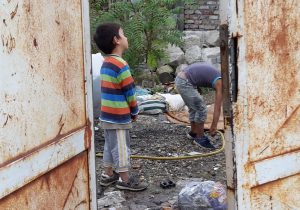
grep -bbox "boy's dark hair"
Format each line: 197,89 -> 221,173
93,22 -> 121,54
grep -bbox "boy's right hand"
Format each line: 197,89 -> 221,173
131,114 -> 138,122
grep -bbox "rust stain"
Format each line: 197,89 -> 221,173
252,147 -> 300,166
62,171 -> 79,209
1,0 -> 89,203
0,153 -> 89,209
0,125 -> 85,169
268,2 -> 298,97
74,200 -> 87,209
40,173 -> 51,191
269,8 -> 288,55
20,0 -> 31,13
243,0 -> 300,161
243,161 -> 258,188
1,33 -> 16,53
1,0 -> 87,169
251,174 -> 300,208
245,48 -> 264,64
274,104 -> 300,137
10,3 -> 18,19
84,119 -> 92,149
232,103 -> 243,132
256,104 -> 300,157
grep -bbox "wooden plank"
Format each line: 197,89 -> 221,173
166,104 -> 224,130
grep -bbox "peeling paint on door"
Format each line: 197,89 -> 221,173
0,0 -> 96,209
222,0 -> 300,209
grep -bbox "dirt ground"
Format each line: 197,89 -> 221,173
94,107 -> 227,209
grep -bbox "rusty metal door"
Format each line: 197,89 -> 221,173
221,0 -> 300,209
0,1 -> 97,209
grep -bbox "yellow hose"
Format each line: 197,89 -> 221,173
95,130 -> 225,160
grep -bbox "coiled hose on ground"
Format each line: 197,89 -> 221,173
95,130 -> 225,160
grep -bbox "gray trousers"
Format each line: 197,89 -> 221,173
103,129 -> 131,172
175,77 -> 207,123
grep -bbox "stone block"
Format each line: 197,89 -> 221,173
195,9 -> 202,14
164,44 -> 185,67
175,64 -> 188,76
200,25 -> 217,30
185,45 -> 203,64
185,19 -> 195,24
189,24 -> 199,29
207,1 -> 217,4
209,15 -> 219,20
199,5 -> 210,9
184,9 -> 194,15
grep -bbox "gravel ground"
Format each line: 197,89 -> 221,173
94,111 -> 226,209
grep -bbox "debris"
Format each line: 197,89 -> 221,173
178,181 -> 227,210
129,204 -> 148,210
136,87 -> 151,96
97,191 -> 126,209
187,151 -> 202,156
132,163 -> 141,169
160,180 -> 176,189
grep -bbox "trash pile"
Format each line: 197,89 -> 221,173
178,181 -> 227,210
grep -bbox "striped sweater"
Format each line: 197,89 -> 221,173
100,55 -> 138,124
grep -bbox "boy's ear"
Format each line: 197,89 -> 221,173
113,36 -> 120,45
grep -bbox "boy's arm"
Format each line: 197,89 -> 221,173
210,79 -> 222,136
117,66 -> 139,117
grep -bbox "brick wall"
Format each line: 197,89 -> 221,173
184,0 -> 220,30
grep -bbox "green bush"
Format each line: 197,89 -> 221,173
90,0 -> 192,75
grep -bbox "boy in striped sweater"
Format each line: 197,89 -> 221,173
94,23 -> 147,191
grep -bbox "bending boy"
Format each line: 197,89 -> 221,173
175,63 -> 222,149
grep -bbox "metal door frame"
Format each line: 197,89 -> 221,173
82,0 -> 97,208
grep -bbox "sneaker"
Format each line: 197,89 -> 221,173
193,136 -> 215,149
187,131 -> 196,140
116,176 -> 148,191
99,171 -> 119,186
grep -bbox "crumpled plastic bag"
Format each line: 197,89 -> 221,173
178,181 -> 227,210
158,93 -> 186,112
